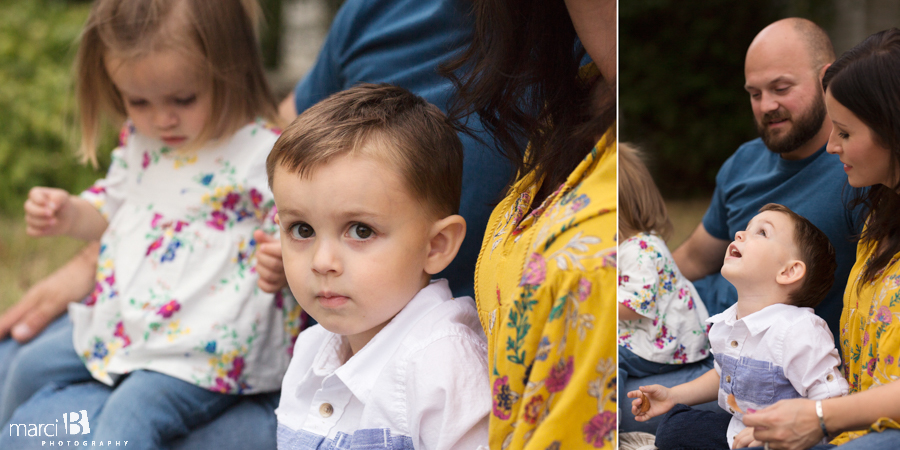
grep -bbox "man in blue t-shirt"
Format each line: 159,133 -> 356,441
673,18 -> 863,341
278,0 -> 510,299
619,17 -> 864,434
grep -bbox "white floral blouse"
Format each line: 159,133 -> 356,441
618,232 -> 710,365
68,120 -> 303,394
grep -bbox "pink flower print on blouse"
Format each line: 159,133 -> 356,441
141,152 -> 150,169
150,213 -> 164,229
146,236 -> 164,256
673,344 -> 688,364
568,194 -> 590,214
546,356 -> 574,393
886,355 -> 895,366
866,357 -> 878,377
227,356 -> 245,380
520,253 -> 547,286
639,240 -> 648,250
114,321 -> 132,348
157,300 -> 181,319
223,192 -> 241,210
207,210 -> 228,231
86,185 -> 106,195
877,306 -> 893,324
85,282 -> 102,306
212,377 -> 231,393
577,278 -> 592,302
523,395 -> 544,424
583,411 -> 616,448
492,376 -> 518,420
249,188 -> 263,209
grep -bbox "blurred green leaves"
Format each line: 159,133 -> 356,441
0,0 -> 111,216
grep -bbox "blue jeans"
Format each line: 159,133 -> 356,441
743,427 -> 900,450
654,403 -> 731,450
619,355 -> 720,433
618,345 -> 685,394
0,314 -> 279,449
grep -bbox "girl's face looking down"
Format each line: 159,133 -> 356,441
825,89 -> 895,188
105,49 -> 212,149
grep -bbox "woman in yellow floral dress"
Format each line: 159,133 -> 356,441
741,29 -> 900,450
442,0 -> 617,448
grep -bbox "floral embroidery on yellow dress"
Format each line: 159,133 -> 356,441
475,128 -> 617,449
831,234 -> 900,445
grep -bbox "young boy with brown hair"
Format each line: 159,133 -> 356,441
628,204 -> 849,449
267,83 -> 488,450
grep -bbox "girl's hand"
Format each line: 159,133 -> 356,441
24,187 -> 75,237
628,385 -> 675,421
732,426 -> 763,449
254,229 -> 287,293
743,399 -> 822,450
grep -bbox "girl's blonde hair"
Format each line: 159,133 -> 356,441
75,0 -> 281,165
618,143 -> 673,241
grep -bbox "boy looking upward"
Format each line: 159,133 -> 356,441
629,204 -> 848,449
268,83 -> 488,449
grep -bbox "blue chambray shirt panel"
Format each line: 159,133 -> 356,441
277,425 -> 415,450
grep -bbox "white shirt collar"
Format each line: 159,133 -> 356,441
309,279 -> 453,404
706,302 -> 805,336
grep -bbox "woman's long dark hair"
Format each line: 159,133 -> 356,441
440,0 -> 616,204
823,28 -> 900,286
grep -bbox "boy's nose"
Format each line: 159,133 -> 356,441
311,240 -> 342,275
735,230 -> 745,241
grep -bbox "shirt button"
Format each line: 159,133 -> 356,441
729,407 -> 735,413
726,375 -> 732,383
730,340 -> 738,348
319,403 -> 334,418
826,374 -> 834,382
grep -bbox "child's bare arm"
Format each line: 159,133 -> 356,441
628,368 -> 720,421
25,187 -> 107,241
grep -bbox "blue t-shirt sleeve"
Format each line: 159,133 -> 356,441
702,156 -> 734,241
292,0 -> 358,113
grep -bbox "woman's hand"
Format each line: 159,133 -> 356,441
628,384 -> 676,421
732,426 -> 763,449
742,398 -> 823,450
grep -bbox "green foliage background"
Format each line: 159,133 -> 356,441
0,0 -> 114,216
620,0 -> 834,198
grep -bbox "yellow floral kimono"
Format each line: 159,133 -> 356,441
832,236 -> 900,444
474,128 -> 617,449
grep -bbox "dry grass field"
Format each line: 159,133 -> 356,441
0,218 -> 84,314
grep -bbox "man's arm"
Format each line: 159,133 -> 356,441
672,223 -> 730,282
0,241 -> 99,342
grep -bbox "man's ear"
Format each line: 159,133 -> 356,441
424,215 -> 467,275
819,62 -> 832,87
776,260 -> 806,286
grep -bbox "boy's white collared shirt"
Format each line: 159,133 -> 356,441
276,279 -> 489,450
707,302 -> 848,447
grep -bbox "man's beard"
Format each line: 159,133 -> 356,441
756,92 -> 827,154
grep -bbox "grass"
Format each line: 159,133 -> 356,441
665,196 -> 712,249
0,216 -> 85,314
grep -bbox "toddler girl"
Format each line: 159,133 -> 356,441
617,143 -> 710,388
2,0 -> 301,447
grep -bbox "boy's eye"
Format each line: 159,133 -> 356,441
757,229 -> 767,237
127,99 -> 148,107
174,95 -> 196,106
838,131 -> 849,139
290,222 -> 315,239
348,223 -> 374,240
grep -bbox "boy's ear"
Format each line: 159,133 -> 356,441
776,259 -> 806,287
424,214 -> 467,275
